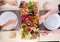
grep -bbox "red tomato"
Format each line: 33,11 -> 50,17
27,28 -> 31,32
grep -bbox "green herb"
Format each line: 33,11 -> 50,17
23,28 -> 29,35
28,1 -> 34,12
29,1 -> 32,5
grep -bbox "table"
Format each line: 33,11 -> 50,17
0,4 -> 60,42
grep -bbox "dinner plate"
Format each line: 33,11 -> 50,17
0,11 -> 18,30
43,13 -> 60,30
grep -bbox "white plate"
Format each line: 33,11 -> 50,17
0,11 -> 18,30
43,13 -> 60,30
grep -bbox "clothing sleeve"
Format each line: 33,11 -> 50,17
58,4 -> 60,11
0,3 -> 5,6
0,0 -> 4,6
0,26 -> 2,30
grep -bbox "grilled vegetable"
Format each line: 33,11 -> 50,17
30,30 -> 34,34
26,20 -> 31,25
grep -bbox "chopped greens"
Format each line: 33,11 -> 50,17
28,1 -> 34,12
23,28 -> 29,35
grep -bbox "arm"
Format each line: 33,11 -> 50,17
44,5 -> 59,20
0,0 -> 18,6
0,0 -> 4,3
40,4 -> 60,24
1,19 -> 17,30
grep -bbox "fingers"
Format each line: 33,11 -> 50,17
39,18 -> 45,24
39,18 -> 42,24
41,30 -> 50,36
10,18 -> 18,22
6,18 -> 18,24
13,2 -> 18,6
39,15 -> 46,24
4,0 -> 18,6
10,1 -> 18,6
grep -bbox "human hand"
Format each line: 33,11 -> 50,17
40,30 -> 50,36
2,19 -> 17,30
39,15 -> 46,24
3,0 -> 18,6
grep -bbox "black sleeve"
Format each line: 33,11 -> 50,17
0,3 -> 5,6
58,4 -> 60,11
0,26 -> 2,30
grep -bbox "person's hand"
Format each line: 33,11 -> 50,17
2,19 -> 17,30
3,0 -> 18,6
39,15 -> 46,24
40,30 -> 50,36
